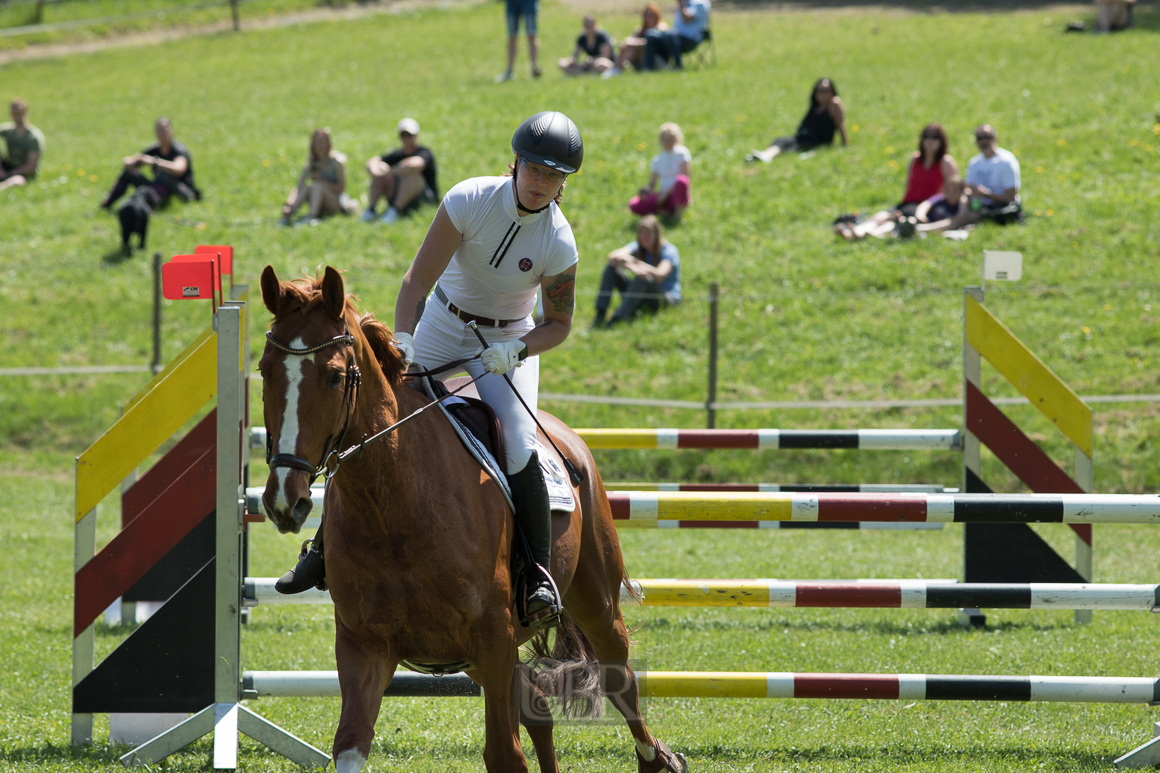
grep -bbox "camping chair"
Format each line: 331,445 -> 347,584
687,24 -> 716,69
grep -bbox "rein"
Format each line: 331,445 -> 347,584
265,322 -> 484,483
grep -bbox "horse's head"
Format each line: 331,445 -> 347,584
258,265 -> 363,533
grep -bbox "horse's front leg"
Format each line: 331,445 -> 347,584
333,621 -> 396,773
470,641 -> 529,773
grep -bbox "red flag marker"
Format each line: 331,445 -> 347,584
194,244 -> 233,276
162,257 -> 217,307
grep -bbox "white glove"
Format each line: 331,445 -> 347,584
394,332 -> 415,368
480,340 -> 527,375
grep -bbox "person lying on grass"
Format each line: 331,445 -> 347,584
629,122 -> 690,221
837,176 -> 965,240
747,78 -> 847,163
834,123 -> 958,240
559,15 -> 615,75
281,129 -> 357,225
593,215 -> 682,328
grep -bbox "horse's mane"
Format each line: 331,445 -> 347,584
277,274 -> 406,386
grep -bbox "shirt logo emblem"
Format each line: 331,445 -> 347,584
518,258 -> 533,272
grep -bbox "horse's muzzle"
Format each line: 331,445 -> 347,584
262,471 -> 314,534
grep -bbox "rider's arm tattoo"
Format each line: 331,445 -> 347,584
414,297 -> 425,323
544,271 -> 576,315
535,319 -> 557,330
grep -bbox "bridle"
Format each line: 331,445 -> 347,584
264,322 -> 361,484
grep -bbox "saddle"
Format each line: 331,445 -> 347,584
426,375 -> 506,472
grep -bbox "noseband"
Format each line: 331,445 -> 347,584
265,324 -> 362,484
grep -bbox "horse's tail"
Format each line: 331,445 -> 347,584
525,613 -> 605,719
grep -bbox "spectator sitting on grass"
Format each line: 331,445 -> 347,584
594,214 -> 682,328
559,15 -> 615,75
0,98 -> 45,192
629,122 -> 691,221
100,117 -> 200,210
641,0 -> 710,71
834,123 -> 958,240
602,3 -> 667,78
937,123 -> 1021,230
747,78 -> 847,163
281,128 -> 358,226
363,118 -> 438,225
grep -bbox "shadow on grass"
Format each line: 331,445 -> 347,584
680,740 -> 1112,768
101,245 -> 133,265
0,742 -> 125,767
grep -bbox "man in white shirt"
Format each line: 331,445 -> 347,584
643,0 -> 710,70
947,124 -> 1022,229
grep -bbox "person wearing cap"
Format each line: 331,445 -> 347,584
276,113 -> 584,625
362,118 -> 438,225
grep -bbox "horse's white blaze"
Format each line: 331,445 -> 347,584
635,737 -> 657,761
335,748 -> 367,773
274,339 -> 310,512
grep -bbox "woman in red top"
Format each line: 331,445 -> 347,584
836,123 -> 958,240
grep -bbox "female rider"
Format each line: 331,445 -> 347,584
276,112 -> 584,628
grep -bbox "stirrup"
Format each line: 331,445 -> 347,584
516,564 -> 562,628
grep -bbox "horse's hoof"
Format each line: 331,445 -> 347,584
638,739 -> 687,773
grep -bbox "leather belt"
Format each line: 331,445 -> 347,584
434,285 -> 521,328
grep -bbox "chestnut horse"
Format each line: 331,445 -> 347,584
258,266 -> 687,773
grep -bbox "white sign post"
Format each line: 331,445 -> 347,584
981,250 -> 1023,292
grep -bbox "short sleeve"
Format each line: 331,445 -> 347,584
442,178 -> 481,235
679,146 -> 692,164
650,154 -> 663,173
542,224 -> 579,277
964,157 -> 982,186
1002,155 -> 1021,191
418,148 -> 434,168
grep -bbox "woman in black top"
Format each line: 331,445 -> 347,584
558,15 -> 615,75
746,78 -> 848,163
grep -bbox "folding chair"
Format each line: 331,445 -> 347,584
687,25 -> 716,69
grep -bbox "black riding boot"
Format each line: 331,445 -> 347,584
275,525 -> 327,594
507,451 -> 561,626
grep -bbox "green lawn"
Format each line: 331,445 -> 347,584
2,1 -> 1160,770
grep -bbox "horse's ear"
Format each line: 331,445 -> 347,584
321,267 -> 345,321
261,265 -> 281,317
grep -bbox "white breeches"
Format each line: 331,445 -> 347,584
413,299 -> 539,474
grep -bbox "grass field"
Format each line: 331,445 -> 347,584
2,0 -> 1159,769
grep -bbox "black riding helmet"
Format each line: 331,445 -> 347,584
511,112 -> 584,175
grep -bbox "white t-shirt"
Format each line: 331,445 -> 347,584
650,145 -> 692,196
965,147 -> 1021,205
439,176 -> 579,320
